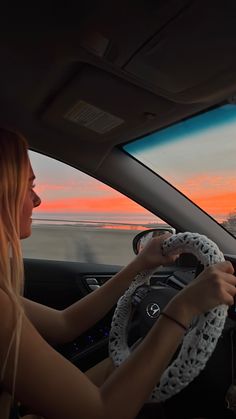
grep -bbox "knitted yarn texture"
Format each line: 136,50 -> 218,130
109,232 -> 226,402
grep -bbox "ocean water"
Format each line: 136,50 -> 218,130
32,212 -> 166,230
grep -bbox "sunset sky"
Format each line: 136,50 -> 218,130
30,104 -> 236,224
125,104 -> 236,223
29,150 -> 155,223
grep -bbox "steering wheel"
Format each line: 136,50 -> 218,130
109,232 -> 227,403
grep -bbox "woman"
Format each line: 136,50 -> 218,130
0,128 -> 235,419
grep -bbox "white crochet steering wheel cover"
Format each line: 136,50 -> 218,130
109,232 -> 226,402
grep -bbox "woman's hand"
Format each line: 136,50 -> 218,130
134,233 -> 179,272
166,261 -> 236,325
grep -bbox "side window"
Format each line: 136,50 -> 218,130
22,151 -> 167,265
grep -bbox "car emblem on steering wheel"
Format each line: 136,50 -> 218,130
146,302 -> 160,318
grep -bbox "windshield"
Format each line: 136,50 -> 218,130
123,104 -> 236,236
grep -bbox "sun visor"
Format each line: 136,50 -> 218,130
42,65 -> 173,142
124,1 -> 236,103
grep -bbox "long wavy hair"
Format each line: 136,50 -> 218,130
0,128 -> 29,417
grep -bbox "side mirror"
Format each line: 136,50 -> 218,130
132,227 -> 176,255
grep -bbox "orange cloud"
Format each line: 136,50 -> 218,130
190,192 -> 236,217
36,181 -> 119,199
177,173 -> 236,194
36,196 -> 150,214
174,173 -> 236,219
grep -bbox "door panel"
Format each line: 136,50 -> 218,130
23,258 -> 121,369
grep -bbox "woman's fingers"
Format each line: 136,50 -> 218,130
223,282 -> 236,303
178,265 -> 236,317
197,263 -> 235,286
215,260 -> 235,274
223,273 -> 236,286
206,270 -> 236,306
222,290 -> 235,306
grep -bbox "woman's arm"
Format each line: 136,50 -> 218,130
22,234 -> 178,344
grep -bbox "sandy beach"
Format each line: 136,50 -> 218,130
21,224 -> 146,266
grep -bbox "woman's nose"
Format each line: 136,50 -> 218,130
33,192 -> 41,208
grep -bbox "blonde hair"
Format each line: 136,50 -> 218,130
0,128 -> 29,417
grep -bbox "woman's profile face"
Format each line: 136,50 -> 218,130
19,161 -> 41,239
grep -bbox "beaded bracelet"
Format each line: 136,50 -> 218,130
160,311 -> 188,332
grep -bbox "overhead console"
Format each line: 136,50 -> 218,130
123,1 -> 236,103
80,0 -> 236,104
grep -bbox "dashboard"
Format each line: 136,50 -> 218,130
24,254 -> 236,373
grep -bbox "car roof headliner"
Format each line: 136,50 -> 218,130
0,0 -> 236,174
